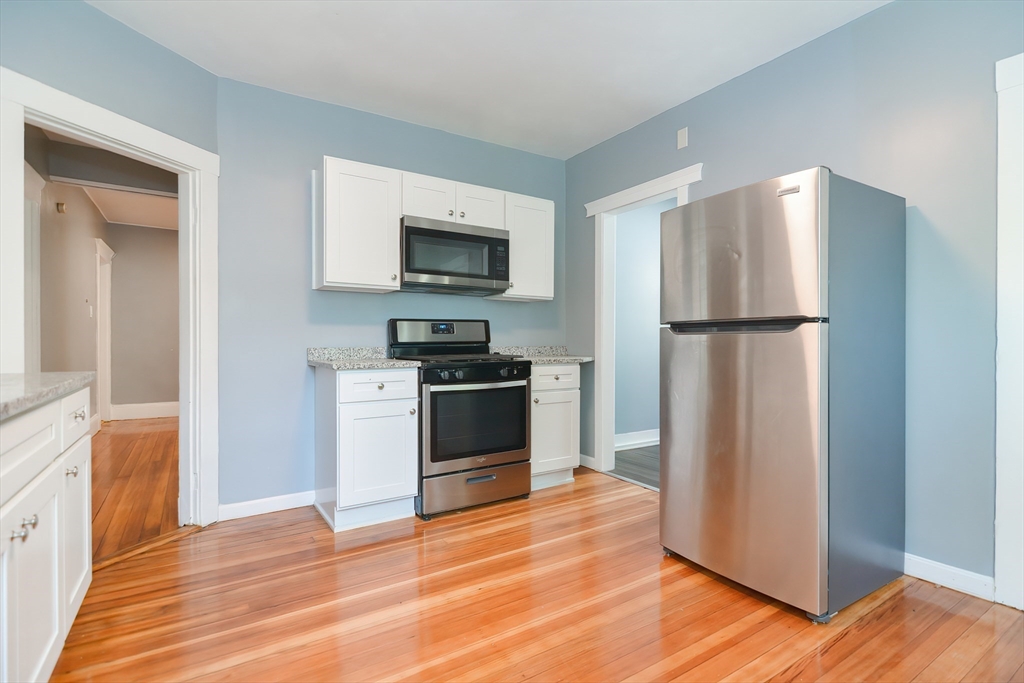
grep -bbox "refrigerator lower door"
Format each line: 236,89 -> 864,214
660,322 -> 828,615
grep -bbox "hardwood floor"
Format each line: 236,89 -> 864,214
53,469 -> 1021,682
611,445 -> 660,489
91,417 -> 179,562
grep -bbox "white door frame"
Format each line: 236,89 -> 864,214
95,239 -> 114,423
0,67 -> 221,526
23,160 -> 44,375
994,53 -> 1023,611
582,163 -> 703,472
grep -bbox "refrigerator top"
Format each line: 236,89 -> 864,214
661,167 -> 827,325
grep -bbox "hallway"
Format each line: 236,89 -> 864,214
91,418 -> 179,562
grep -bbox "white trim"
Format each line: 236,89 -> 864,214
1,66 -> 220,526
107,221 -> 178,232
221,490 -> 315,522
614,429 -> 660,450
995,52 -> 1024,611
531,469 -> 575,491
109,401 -> 179,421
904,553 -> 995,602
588,167 -> 701,473
585,163 -> 702,217
95,239 -> 114,422
996,53 -> 1023,92
24,163 -> 43,375
49,175 -> 177,198
90,414 -> 101,436
24,161 -> 45,201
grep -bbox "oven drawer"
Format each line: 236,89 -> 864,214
338,369 -> 418,404
419,461 -> 531,516
530,364 -> 580,391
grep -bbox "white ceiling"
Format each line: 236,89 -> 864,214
81,186 -> 179,230
88,0 -> 888,159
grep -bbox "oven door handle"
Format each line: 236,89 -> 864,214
429,380 -> 528,392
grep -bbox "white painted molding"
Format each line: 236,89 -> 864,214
90,413 -> 101,436
614,429 -> 660,450
1,97 -> 26,374
904,553 -> 995,602
49,175 -> 178,198
24,160 -> 45,202
585,163 -> 702,217
220,490 -> 315,522
109,401 -> 179,420
996,53 -> 1023,92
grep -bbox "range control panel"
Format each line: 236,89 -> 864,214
430,322 -> 456,335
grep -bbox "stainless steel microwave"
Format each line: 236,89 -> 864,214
400,216 -> 510,296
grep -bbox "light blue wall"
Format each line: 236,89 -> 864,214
614,199 -> 675,436
566,0 -> 1023,576
216,79 -> 565,504
0,0 -> 218,152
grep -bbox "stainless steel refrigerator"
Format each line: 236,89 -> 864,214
659,167 -> 906,621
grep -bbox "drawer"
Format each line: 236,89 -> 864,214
338,369 -> 419,404
61,388 -> 90,450
0,400 -> 61,507
530,364 -> 580,391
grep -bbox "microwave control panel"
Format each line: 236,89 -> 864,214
495,245 -> 508,280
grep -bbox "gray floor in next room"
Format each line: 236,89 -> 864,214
609,445 -> 660,489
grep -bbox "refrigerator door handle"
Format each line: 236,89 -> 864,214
668,317 -> 824,335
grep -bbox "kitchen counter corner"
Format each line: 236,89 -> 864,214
0,371 -> 96,421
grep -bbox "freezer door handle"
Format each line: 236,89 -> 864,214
668,317 -> 823,335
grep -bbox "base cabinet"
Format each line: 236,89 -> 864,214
530,364 -> 581,491
62,438 -> 92,619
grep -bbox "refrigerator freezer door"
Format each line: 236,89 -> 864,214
660,322 -> 827,615
661,167 -> 825,324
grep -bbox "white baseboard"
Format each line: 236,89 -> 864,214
615,429 -> 660,450
109,401 -> 179,420
219,490 -> 315,522
531,469 -> 575,491
905,553 -> 995,602
90,413 -> 101,435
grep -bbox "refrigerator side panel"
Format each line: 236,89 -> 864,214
661,167 -> 823,325
826,173 -> 907,613
660,323 -> 826,615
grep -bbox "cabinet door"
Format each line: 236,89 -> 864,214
531,389 -> 580,475
61,438 -> 91,623
338,399 -> 418,508
402,172 -> 456,222
0,464 -> 64,683
321,157 -> 401,291
455,183 -> 505,229
493,193 -> 554,301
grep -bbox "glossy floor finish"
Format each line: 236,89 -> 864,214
53,469 -> 1021,682
91,417 -> 179,562
610,445 -> 660,489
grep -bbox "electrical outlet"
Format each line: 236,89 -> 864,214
677,127 -> 688,150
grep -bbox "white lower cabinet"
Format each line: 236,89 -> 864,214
0,389 -> 93,683
530,364 -> 581,491
315,367 -> 419,532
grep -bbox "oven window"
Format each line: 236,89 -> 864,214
430,386 -> 526,462
406,229 -> 491,278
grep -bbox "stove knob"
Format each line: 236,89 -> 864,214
439,370 -> 450,381
499,367 -> 509,378
454,369 -> 465,380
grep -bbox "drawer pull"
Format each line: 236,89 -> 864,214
554,375 -> 560,380
66,466 -> 79,477
377,383 -> 385,390
466,473 -> 497,485
534,398 -> 539,404
73,409 -> 87,422
10,529 -> 28,542
22,515 -> 38,529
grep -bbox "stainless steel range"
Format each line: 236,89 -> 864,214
388,319 -> 532,519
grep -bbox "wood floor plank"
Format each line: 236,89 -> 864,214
961,612 -> 1024,683
913,603 -> 1023,682
51,469 -> 1019,683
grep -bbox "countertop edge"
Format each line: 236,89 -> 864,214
0,371 -> 96,422
308,359 -> 421,371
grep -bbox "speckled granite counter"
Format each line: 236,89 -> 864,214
492,346 -> 594,365
0,371 -> 96,421
307,347 -> 420,371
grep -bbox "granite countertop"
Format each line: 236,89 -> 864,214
492,346 -> 594,365
307,347 -> 420,371
0,371 -> 96,421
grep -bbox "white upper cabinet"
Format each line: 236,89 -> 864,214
314,157 -> 401,292
402,173 -> 456,222
455,183 -> 505,229
490,193 -> 555,301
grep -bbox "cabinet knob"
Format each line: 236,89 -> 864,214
377,383 -> 385,390
459,211 -> 465,218
22,515 -> 38,529
73,409 -> 86,422
509,282 -> 514,289
448,210 -> 454,216
10,529 -> 28,542
534,397 -> 540,404
66,466 -> 79,477
410,408 -> 417,415
391,274 -> 397,281
554,375 -> 560,380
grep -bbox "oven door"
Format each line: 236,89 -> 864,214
422,379 -> 531,477
402,216 -> 509,294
